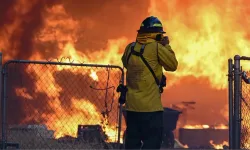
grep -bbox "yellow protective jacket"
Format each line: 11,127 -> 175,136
122,33 -> 178,112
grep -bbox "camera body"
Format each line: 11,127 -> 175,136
117,84 -> 128,104
155,34 -> 169,46
156,34 -> 164,41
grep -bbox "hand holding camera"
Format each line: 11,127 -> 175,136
155,34 -> 170,46
160,36 -> 169,46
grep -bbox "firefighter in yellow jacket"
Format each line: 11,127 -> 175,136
121,16 -> 178,149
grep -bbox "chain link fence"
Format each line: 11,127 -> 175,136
1,60 -> 124,149
228,55 -> 250,149
241,71 -> 250,149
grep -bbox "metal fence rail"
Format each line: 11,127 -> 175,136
1,59 -> 124,149
228,58 -> 234,148
228,55 -> 250,149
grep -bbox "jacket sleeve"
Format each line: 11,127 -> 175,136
121,44 -> 131,69
157,43 -> 178,71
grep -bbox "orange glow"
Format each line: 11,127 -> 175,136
242,105 -> 250,148
35,4 -> 128,65
14,5 -> 126,142
49,98 -> 103,139
214,124 -> 228,129
183,124 -> 228,129
22,63 -> 118,142
90,70 -> 98,81
3,0 -> 250,145
148,0 -> 250,89
241,75 -> 250,149
15,88 -> 33,100
183,124 -> 209,129
210,140 -> 229,149
16,4 -> 125,139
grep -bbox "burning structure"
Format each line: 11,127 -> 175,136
179,125 -> 228,148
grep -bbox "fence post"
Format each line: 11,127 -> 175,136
117,70 -> 124,148
0,52 -> 6,150
1,58 -> 8,149
228,58 -> 234,149
233,55 -> 241,149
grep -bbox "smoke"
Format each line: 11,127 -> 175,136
6,64 -> 54,124
62,0 -> 150,46
0,0 -> 62,61
0,0 -> 150,61
0,0 -> 17,27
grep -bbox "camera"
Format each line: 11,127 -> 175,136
117,84 -> 128,104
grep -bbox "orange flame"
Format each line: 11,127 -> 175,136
19,62 -> 118,142
210,140 -> 229,149
90,70 -> 98,81
15,88 -> 33,100
183,124 -> 209,129
241,86 -> 250,148
183,124 -> 228,129
148,0 -> 250,89
5,0 -> 250,145
12,4 -> 126,142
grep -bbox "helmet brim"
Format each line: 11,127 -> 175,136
137,26 -> 166,34
137,29 -> 166,34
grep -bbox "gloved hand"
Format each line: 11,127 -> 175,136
160,36 -> 169,46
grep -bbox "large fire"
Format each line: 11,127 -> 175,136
149,0 -> 250,88
15,65 -> 118,142
1,0 -> 250,147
